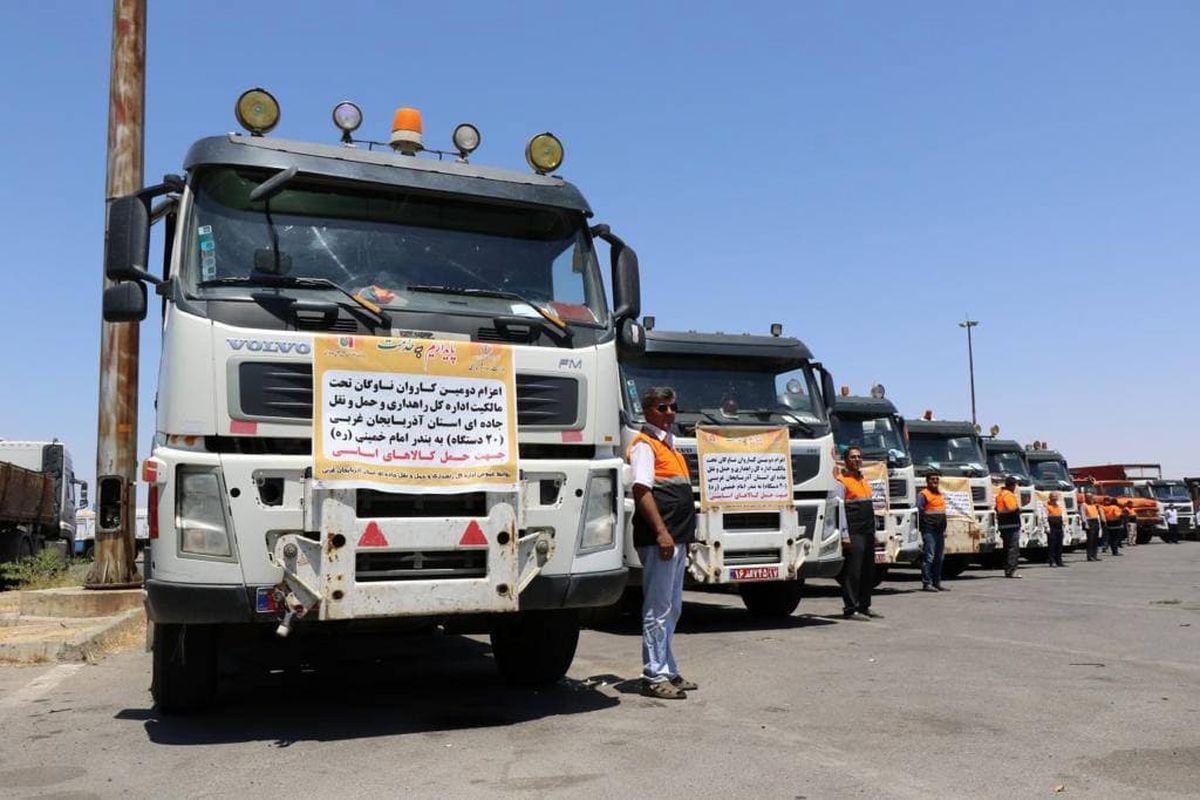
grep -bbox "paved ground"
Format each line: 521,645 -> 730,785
1,542 -> 1198,799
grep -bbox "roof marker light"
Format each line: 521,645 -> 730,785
235,88 -> 280,136
332,101 -> 363,143
526,132 -> 564,174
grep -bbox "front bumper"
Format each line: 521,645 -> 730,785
801,556 -> 844,579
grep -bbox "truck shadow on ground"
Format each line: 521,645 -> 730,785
588,599 -> 839,637
114,631 -> 618,747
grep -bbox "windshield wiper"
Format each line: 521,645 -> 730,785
199,275 -> 392,328
406,285 -> 571,338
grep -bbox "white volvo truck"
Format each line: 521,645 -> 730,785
100,93 -> 644,712
983,438 -> 1046,555
618,329 -> 842,617
905,418 -> 999,577
1025,446 -> 1086,547
832,394 -> 920,581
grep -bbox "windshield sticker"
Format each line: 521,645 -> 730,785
626,379 -> 639,402
197,225 -> 216,281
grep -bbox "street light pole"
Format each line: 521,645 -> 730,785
959,317 -> 979,427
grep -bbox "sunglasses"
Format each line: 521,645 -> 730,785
654,403 -> 679,412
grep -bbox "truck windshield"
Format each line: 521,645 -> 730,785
987,451 -> 1032,481
621,360 -> 824,431
1030,460 -> 1071,485
833,414 -> 909,466
186,167 -> 609,327
909,435 -> 986,472
1151,483 -> 1190,502
1101,484 -> 1135,498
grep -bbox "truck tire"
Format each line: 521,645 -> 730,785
151,623 -> 218,714
976,551 -> 1006,570
1136,529 -> 1153,545
740,580 -> 804,618
490,610 -> 580,687
940,555 -> 970,579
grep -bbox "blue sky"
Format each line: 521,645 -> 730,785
1,1 -> 1197,490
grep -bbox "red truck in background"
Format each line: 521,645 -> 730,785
1069,464 -> 1163,544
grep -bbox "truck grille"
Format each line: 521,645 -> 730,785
723,512 -> 781,531
356,550 -> 487,582
235,363 -> 579,427
888,478 -> 908,501
971,485 -> 987,504
1020,489 -> 1033,508
1064,496 -> 1076,511
724,549 -> 781,565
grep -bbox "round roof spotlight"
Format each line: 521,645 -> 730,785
785,379 -> 804,396
235,88 -> 280,136
525,132 -> 564,174
989,424 -> 1000,436
870,383 -> 886,399
452,123 -> 481,157
332,101 -> 363,142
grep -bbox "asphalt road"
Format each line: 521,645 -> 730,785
1,542 -> 1198,799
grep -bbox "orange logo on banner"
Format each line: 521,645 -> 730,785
358,522 -> 387,548
459,521 -> 487,547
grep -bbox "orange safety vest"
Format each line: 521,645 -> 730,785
919,488 -> 946,513
1046,501 -> 1063,518
836,471 -> 873,501
1084,503 -> 1100,520
995,488 -> 1020,514
626,431 -> 691,483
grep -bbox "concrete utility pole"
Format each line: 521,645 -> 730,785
87,0 -> 145,588
958,317 -> 979,428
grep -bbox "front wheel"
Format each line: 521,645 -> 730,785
740,580 -> 804,618
151,623 -> 218,715
940,555 -> 970,579
490,610 -> 580,687
1136,529 -> 1153,545
872,565 -> 890,588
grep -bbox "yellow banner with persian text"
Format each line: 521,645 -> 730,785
696,426 -> 793,512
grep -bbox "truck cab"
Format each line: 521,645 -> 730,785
831,395 -> 920,573
0,440 -> 85,562
982,439 -> 1045,552
618,329 -> 841,617
100,94 -> 643,711
904,418 -> 998,576
1024,447 -> 1085,546
1132,479 -> 1193,538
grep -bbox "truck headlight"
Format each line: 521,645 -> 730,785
577,472 -> 616,553
176,468 -> 234,558
823,498 -> 840,540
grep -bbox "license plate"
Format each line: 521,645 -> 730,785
874,551 -> 889,564
727,566 -> 780,581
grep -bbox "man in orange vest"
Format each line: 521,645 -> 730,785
1103,498 -> 1124,556
1045,491 -> 1066,567
836,446 -> 882,619
1082,494 -> 1102,562
995,475 -> 1022,578
627,386 -> 698,700
917,470 -> 948,591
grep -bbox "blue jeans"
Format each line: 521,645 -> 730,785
639,544 -> 686,683
921,528 -> 945,587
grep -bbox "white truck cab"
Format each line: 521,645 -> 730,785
100,94 -> 644,712
831,394 -> 920,578
904,418 -> 999,577
617,329 -> 842,617
1133,478 -> 1194,537
1025,447 -> 1086,547
983,439 -> 1046,552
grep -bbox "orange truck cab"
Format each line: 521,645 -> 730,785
1069,465 -> 1163,544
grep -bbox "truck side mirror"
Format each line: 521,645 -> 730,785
103,281 -> 148,322
814,363 -> 837,413
590,223 -> 641,322
617,317 -> 645,356
105,195 -> 151,283
78,481 -> 89,509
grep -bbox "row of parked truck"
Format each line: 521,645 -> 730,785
19,92 -> 1192,711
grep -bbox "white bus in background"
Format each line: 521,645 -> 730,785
74,508 -> 148,557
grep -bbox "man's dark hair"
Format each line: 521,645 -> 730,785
641,386 -> 676,409
844,445 -> 863,458
926,467 -> 942,477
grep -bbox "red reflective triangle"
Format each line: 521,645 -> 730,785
358,521 -> 387,548
459,520 -> 487,547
